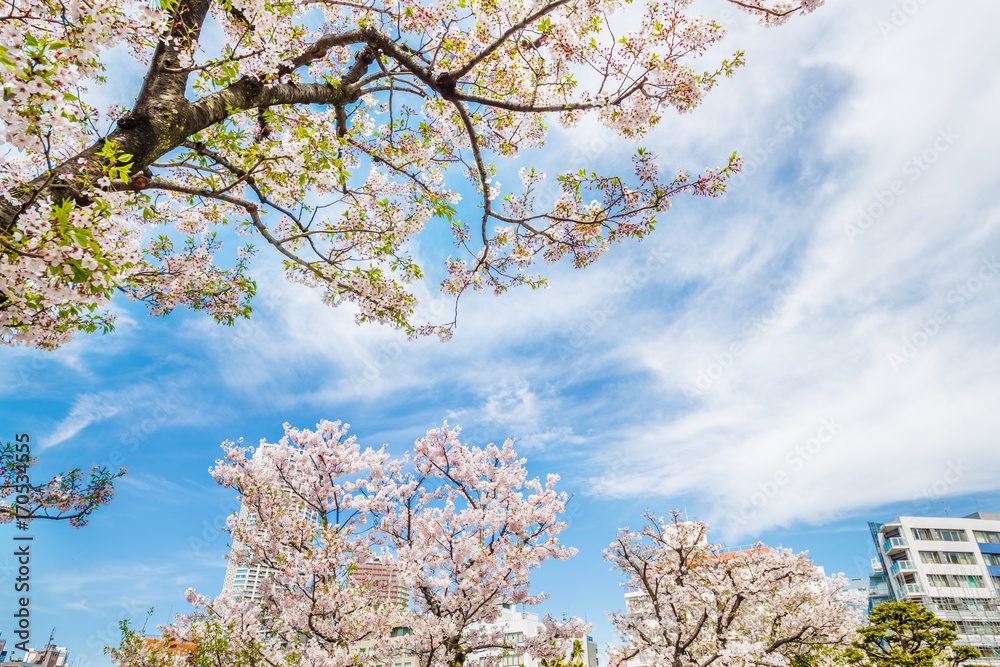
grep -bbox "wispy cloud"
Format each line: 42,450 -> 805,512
580,0 -> 1000,539
119,473 -> 200,505
40,380 -> 206,450
42,392 -> 131,449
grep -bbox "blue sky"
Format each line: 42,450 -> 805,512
4,0 -> 1000,665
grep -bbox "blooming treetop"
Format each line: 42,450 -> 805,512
108,420 -> 582,667
1,0 -> 823,349
605,510 -> 862,667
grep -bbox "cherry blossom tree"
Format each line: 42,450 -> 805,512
605,510 -> 862,667
1,0 -> 823,349
1,438 -> 125,527
108,420 -> 582,667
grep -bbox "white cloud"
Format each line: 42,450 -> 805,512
42,392 -> 130,449
48,0 -> 1000,547
580,0 -> 1000,539
118,473 -> 200,505
39,380 -> 205,450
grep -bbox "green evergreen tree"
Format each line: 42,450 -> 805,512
841,601 -> 980,667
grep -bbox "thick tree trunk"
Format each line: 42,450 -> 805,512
0,6 -> 371,237
446,636 -> 467,667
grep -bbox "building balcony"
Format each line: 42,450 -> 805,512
900,583 -> 926,596
891,560 -> 916,576
883,537 -> 908,554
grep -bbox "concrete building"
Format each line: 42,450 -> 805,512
0,637 -> 69,667
222,522 -> 413,605
866,557 -> 892,612
471,604 -> 598,667
21,645 -> 67,667
221,443 -> 319,601
221,502 -> 273,601
354,556 -> 411,608
869,511 -> 1000,664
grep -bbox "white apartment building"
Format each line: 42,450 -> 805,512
869,511 -> 1000,664
221,443 -> 324,601
472,604 -> 598,667
622,590 -> 652,667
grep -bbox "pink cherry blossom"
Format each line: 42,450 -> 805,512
0,441 -> 126,528
0,0 -> 822,348
110,420 -> 583,667
605,510 -> 863,667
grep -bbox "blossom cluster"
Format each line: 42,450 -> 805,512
111,420 -> 581,667
107,427 -> 865,667
605,510 -> 863,667
0,441 -> 126,527
1,0 -> 821,347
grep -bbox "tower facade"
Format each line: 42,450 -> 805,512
221,502 -> 273,601
869,511 -> 1000,664
354,556 -> 411,608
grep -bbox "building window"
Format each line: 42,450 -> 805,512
928,574 -> 950,587
502,655 -> 523,666
927,574 -> 983,588
942,551 -> 976,565
958,621 -> 1000,636
504,633 -> 524,645
957,575 -> 984,588
919,551 -> 941,564
992,575 -> 1000,590
984,553 -> 1000,566
931,597 -> 1000,613
936,529 -> 968,542
912,528 -> 933,540
974,530 -> 1000,544
932,597 -> 961,611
